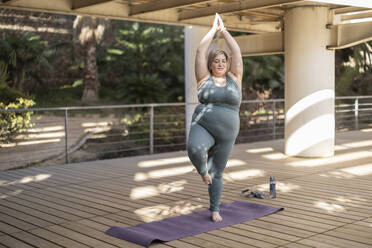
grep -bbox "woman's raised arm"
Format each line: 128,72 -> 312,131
195,15 -> 219,88
219,17 -> 243,88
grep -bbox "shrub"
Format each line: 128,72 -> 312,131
0,97 -> 35,143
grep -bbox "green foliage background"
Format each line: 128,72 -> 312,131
0,17 -> 371,107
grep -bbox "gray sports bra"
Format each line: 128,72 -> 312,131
198,75 -> 242,111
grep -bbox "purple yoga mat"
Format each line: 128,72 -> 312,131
106,201 -> 283,247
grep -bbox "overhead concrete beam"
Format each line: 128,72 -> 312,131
340,11 -> 372,21
218,32 -> 283,57
327,21 -> 372,49
333,6 -> 369,15
309,0 -> 372,9
178,0 -> 302,21
0,0 -> 277,33
72,0 -> 112,10
130,0 -> 212,16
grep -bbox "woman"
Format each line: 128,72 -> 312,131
187,14 -> 243,222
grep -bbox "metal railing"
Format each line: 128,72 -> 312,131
1,96 -> 371,169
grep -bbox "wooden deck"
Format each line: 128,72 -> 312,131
1,129 -> 372,248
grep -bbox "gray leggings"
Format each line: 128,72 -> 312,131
187,122 -> 235,211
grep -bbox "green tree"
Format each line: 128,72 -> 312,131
0,32 -> 53,91
104,21 -> 184,103
242,55 -> 284,99
335,41 -> 372,96
73,15 -> 109,103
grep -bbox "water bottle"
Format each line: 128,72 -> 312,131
269,176 -> 276,198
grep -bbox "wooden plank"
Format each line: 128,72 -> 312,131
165,239 -> 202,248
29,228 -> 91,248
297,238 -> 339,248
258,215 -> 329,233
0,221 -> 23,234
234,223 -> 301,242
77,219 -> 112,232
0,213 -> 38,231
180,236 -> 231,248
43,187 -> 138,211
11,231 -> 63,248
79,217 -> 211,248
4,196 -> 88,221
353,221 -> 372,227
45,225 -> 119,248
303,234 -> 372,248
267,213 -> 337,229
248,197 -> 367,220
0,235 -> 34,248
324,230 -> 372,246
0,205 -> 53,228
220,226 -> 288,246
68,183 -> 180,205
242,219 -> 315,238
34,188 -> 120,213
333,225 -> 372,239
209,228 -> 276,248
193,232 -> 256,248
61,221 -> 145,248
275,207 -> 355,224
0,200 -> 66,224
18,189 -> 111,216
279,243 -> 312,248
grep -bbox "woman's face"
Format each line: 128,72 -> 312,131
210,53 -> 227,77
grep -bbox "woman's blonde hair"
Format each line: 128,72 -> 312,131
207,49 -> 230,73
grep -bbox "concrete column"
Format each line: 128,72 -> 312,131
284,6 -> 335,157
184,26 -> 209,143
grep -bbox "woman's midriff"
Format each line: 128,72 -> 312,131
192,104 -> 240,141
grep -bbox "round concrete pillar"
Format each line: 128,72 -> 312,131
184,26 -> 209,143
284,6 -> 335,157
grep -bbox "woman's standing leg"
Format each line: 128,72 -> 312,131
207,140 -> 235,219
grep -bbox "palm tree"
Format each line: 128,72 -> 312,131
0,33 -> 53,91
73,15 -> 108,102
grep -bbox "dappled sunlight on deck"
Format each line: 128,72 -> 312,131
255,181 -> 301,193
246,147 -> 274,153
134,201 -> 204,222
315,201 -> 346,213
223,169 -> 265,182
137,156 -> 189,168
0,174 -> 51,186
0,189 -> 23,199
287,150 -> 372,167
134,157 -> 247,182
134,165 -> 193,181
225,159 -> 246,168
262,152 -> 288,160
335,139 -> 372,151
130,180 -> 187,200
320,163 -> 372,178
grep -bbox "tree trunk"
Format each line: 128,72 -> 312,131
13,64 -> 24,91
82,38 -> 100,102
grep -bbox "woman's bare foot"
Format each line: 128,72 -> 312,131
211,211 -> 222,222
201,173 -> 212,185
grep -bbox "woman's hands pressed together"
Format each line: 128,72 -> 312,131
213,13 -> 225,32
